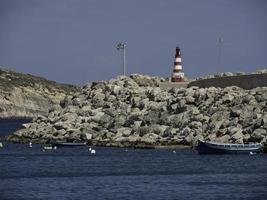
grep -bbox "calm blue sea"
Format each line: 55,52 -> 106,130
1,119 -> 267,200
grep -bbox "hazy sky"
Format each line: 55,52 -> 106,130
0,0 -> 266,85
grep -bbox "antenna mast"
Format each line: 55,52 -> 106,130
218,36 -> 223,68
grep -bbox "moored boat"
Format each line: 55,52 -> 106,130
52,142 -> 87,147
197,140 -> 262,154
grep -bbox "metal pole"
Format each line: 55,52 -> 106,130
116,42 -> 126,76
218,36 -> 223,69
123,44 -> 126,76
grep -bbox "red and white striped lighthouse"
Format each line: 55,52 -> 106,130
171,46 -> 185,82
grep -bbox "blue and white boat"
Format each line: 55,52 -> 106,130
197,140 -> 262,154
51,142 -> 87,147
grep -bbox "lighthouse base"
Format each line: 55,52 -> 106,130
171,77 -> 184,82
159,81 -> 189,90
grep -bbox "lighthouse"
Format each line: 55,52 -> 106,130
171,46 -> 185,82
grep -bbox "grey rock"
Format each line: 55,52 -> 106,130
138,126 -> 151,137
151,125 -> 168,136
140,133 -> 160,144
231,131 -> 244,143
62,112 -> 78,122
81,105 -> 91,112
185,96 -> 195,104
130,74 -> 161,87
57,129 -> 66,136
54,122 -> 69,130
190,121 -> 202,129
263,116 -> 267,129
116,127 -> 132,137
184,132 -> 194,145
250,128 -> 266,142
215,135 -> 231,143
222,93 -> 234,103
181,127 -> 191,136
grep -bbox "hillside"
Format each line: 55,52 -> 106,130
0,68 -> 79,118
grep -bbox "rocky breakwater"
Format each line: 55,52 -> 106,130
0,68 -> 78,118
5,74 -> 267,148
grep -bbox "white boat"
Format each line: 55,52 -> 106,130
43,146 -> 53,150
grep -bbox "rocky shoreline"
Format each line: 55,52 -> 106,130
4,74 -> 267,148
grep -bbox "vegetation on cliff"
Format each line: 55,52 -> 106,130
0,68 -> 76,92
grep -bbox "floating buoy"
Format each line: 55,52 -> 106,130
91,149 -> 96,154
89,148 -> 92,152
0,142 -> 3,148
172,150 -> 176,154
53,146 -> 57,150
29,142 -> 32,148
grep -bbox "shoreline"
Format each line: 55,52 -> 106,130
1,74 -> 267,152
2,135 -> 266,152
0,117 -> 33,121
2,136 -> 192,149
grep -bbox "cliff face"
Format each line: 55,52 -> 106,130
5,74 -> 267,147
0,68 -> 79,119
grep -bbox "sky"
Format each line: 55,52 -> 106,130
0,0 -> 266,85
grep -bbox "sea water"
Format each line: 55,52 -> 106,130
1,120 -> 267,200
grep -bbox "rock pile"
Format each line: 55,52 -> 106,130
6,74 -> 267,148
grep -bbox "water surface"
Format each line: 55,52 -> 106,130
0,120 -> 267,200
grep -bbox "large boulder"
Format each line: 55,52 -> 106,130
130,74 -> 164,87
249,128 -> 266,142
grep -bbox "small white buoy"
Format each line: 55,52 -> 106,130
91,149 -> 96,154
89,148 -> 92,152
0,142 -> 3,148
172,150 -> 176,154
29,142 -> 32,148
53,146 -> 57,150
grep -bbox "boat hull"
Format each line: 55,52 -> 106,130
52,142 -> 87,147
197,140 -> 262,155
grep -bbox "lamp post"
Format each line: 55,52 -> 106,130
116,42 -> 126,76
